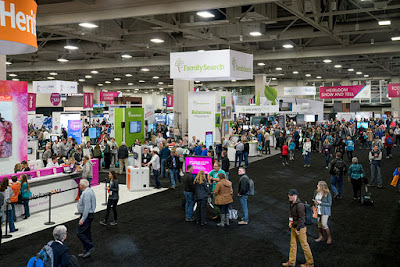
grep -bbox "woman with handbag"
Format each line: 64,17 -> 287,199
348,157 -> 365,200
313,181 -> 332,244
213,173 -> 233,227
20,174 -> 32,219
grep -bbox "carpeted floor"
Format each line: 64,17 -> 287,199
1,146 -> 400,267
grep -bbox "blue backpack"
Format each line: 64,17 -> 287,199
27,241 -> 54,267
386,137 -> 393,146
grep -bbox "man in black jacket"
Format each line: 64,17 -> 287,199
282,189 -> 314,267
329,152 -> 347,199
183,165 -> 195,222
221,151 -> 230,180
141,148 -> 152,167
166,149 -> 182,189
51,225 -> 78,267
118,142 -> 129,175
237,167 -> 250,225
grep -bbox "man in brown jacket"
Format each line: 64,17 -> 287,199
213,173 -> 233,227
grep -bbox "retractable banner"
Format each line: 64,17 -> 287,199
167,95 -> 174,108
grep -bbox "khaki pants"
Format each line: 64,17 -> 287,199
288,227 -> 314,265
119,158 -> 128,174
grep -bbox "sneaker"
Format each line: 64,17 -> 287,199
326,166 -> 329,169
377,185 -> 383,189
282,262 -> 295,267
285,162 -> 289,166
282,163 -> 285,166
110,221 -> 118,226
367,184 -> 374,187
238,221 -> 248,225
185,218 -> 194,222
99,220 -> 107,226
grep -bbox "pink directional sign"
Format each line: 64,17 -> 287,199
388,83 -> 400,98
319,85 -> 367,99
50,93 -> 61,106
28,93 -> 36,111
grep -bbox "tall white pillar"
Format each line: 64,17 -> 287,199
0,55 -> 6,80
391,77 -> 400,115
254,74 -> 266,97
173,80 -> 193,135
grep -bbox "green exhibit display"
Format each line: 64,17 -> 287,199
125,108 -> 145,146
114,108 -> 124,146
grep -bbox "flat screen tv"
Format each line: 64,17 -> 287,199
357,122 -> 369,129
130,121 -> 142,133
184,156 -> 213,174
89,128 -> 97,139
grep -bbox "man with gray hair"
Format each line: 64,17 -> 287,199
50,225 -> 75,267
76,179 -> 96,258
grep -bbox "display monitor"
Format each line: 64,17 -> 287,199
357,122 -> 369,129
148,123 -> 155,132
50,135 -> 58,142
304,114 -> 315,122
27,148 -> 33,154
130,121 -> 142,133
88,128 -> 97,139
205,131 -> 213,148
184,156 -> 213,174
243,125 -> 249,131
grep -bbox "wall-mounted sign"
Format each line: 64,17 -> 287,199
170,49 -> 253,81
284,86 -> 316,96
388,83 -> 400,97
235,105 -> 279,114
50,93 -> 61,106
32,81 -> 78,94
319,85 -> 371,99
162,97 -> 167,107
28,93 -> 36,111
0,0 -> 38,55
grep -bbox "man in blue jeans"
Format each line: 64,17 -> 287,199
160,143 -> 170,178
235,140 -> 244,168
183,165 -> 195,222
329,152 -> 347,199
166,149 -> 181,189
237,167 -> 250,225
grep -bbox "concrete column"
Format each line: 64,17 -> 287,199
391,77 -> 400,115
173,79 -> 193,135
254,74 -> 266,97
0,55 -> 6,80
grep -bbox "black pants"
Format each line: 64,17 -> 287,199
217,204 -> 229,215
77,213 -> 94,252
0,216 -> 2,247
95,156 -> 102,172
196,198 -> 207,224
104,154 -> 112,169
104,198 -> 118,222
351,179 -> 362,198
264,140 -> 270,154
347,150 -> 353,161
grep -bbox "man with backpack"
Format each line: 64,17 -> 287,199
282,189 -> 314,267
237,167 -> 253,225
329,152 -> 347,199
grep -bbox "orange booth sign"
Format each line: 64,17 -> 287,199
0,0 -> 37,55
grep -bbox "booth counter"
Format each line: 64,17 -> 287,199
0,159 -> 99,216
227,142 -> 258,162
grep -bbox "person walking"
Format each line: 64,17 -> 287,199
103,138 -> 112,169
93,143 -> 102,172
282,142 -> 289,166
303,138 -> 312,167
282,189 -> 314,267
348,157 -> 365,201
234,139 -> 244,168
117,142 -> 129,174
20,174 -> 32,219
313,181 -> 333,245
183,165 -> 195,222
100,171 -> 119,226
345,136 -> 355,162
289,140 -> 296,161
213,173 -> 233,227
384,133 -> 394,159
322,139 -> 332,169
0,178 -> 17,232
160,143 -> 171,179
329,152 -> 347,199
368,145 -> 383,188
194,171 -> 210,226
147,150 -> 162,189
79,156 -> 93,187
264,130 -> 271,155
166,148 -> 181,189
76,179 -> 96,258
221,151 -> 230,180
243,139 -> 249,168
110,138 -> 118,167
237,167 -> 250,225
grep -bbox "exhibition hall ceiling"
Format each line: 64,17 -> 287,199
6,0 -> 400,92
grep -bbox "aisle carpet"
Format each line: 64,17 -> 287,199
1,147 -> 400,267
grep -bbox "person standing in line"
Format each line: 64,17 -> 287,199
237,167 -> 250,225
282,142 -> 289,166
345,136 -> 354,162
76,179 -> 96,258
208,162 -> 226,220
243,139 -> 250,168
0,178 -> 17,232
0,190 -> 3,247
313,181 -> 333,245
368,145 -> 383,188
329,152 -> 347,199
183,165 -> 195,222
234,139 -> 244,168
282,189 -> 314,267
221,151 -> 230,180
264,130 -> 271,155
117,142 -> 129,175
20,174 -> 32,219
322,139 -> 332,169
166,148 -> 181,189
147,149 -> 162,189
93,143 -> 102,172
79,156 -> 93,187
303,138 -> 312,168
9,176 -> 21,222
110,138 -> 118,167
213,173 -> 233,227
194,171 -> 210,226
160,143 -> 171,179
100,171 -> 119,226
42,144 -> 52,167
348,157 -> 365,201
103,137 -> 112,169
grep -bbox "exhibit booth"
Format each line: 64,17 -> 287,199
112,107 -> 145,147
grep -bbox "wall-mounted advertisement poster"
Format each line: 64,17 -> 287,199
215,113 -> 221,127
222,109 -> 226,119
221,96 -> 226,107
226,107 -> 231,119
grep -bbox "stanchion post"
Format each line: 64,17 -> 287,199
102,179 -> 107,206
44,193 -> 55,225
2,203 -> 12,238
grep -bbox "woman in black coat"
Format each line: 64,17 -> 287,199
100,171 -> 119,226
194,171 -> 210,226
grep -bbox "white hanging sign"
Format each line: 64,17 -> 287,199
32,80 -> 78,94
284,86 -> 316,96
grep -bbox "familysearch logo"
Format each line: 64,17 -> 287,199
175,58 -> 184,72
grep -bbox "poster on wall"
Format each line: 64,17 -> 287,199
217,103 -> 221,112
215,113 -> 221,127
0,96 -> 13,158
224,122 -> 229,136
167,95 -> 174,108
226,107 -> 231,119
68,120 -> 82,144
222,109 -> 226,118
221,96 -> 226,107
205,131 -> 213,148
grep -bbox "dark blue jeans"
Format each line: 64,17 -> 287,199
77,213 -> 94,252
243,152 -> 249,167
169,169 -> 179,187
239,195 -> 249,222
184,191 -> 194,219
324,154 -> 330,167
331,175 -> 343,197
161,159 -> 168,178
7,209 -> 16,232
23,198 -> 30,217
235,151 -> 243,167
11,202 -> 16,221
153,169 -> 162,188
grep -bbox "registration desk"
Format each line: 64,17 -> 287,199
0,159 -> 99,216
227,142 -> 258,162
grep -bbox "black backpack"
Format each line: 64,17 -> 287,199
333,159 -> 346,176
303,202 -> 314,225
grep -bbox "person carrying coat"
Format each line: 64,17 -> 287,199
213,173 -> 233,227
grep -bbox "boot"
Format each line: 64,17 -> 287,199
315,227 -> 324,242
217,214 -> 225,227
325,228 -> 332,244
225,213 -> 229,226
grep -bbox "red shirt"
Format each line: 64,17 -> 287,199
282,145 -> 289,156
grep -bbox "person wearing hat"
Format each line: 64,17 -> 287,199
282,189 -> 314,267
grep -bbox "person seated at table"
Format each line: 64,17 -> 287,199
14,163 -> 21,173
68,157 -> 77,171
20,161 -> 30,172
47,156 -> 60,168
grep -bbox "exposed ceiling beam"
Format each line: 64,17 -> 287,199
362,55 -> 397,76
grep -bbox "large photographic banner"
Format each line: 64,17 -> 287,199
388,83 -> 400,97
0,81 -> 28,175
319,85 -> 371,99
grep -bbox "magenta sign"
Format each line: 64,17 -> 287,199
100,91 -> 120,102
167,94 -> 174,107
388,83 -> 400,98
28,93 -> 36,111
50,93 -> 61,106
83,93 -> 94,108
184,156 -> 213,174
319,85 -> 367,99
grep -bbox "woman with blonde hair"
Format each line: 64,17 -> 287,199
313,180 -> 332,244
194,171 -> 210,226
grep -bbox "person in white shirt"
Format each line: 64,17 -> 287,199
146,150 -> 162,189
188,136 -> 197,148
47,156 -> 60,168
53,139 -> 60,156
155,133 -> 164,148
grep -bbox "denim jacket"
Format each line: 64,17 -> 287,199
313,190 -> 332,216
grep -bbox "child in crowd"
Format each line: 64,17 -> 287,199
282,142 -> 289,166
289,140 -> 296,161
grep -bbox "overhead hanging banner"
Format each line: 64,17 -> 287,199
167,94 -> 174,108
83,93 -> 94,108
388,83 -> 400,97
235,105 -> 279,114
319,85 -> 371,99
32,81 -> 78,94
284,86 -> 316,96
100,91 -> 121,102
170,49 -> 253,81
0,0 -> 38,55
27,93 -> 36,111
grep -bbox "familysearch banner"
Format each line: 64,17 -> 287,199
170,49 -> 253,81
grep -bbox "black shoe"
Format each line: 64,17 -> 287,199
367,184 -> 374,187
378,185 -> 383,189
83,247 -> 95,258
78,253 -> 85,257
99,220 -> 107,226
110,221 -> 118,226
10,229 -> 18,233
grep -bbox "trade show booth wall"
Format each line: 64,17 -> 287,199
113,107 -> 145,147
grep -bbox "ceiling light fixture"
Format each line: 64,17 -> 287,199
158,82 -> 164,85
231,80 -> 236,82
79,22 -> 98,28
105,81 -> 111,84
98,83 -> 103,86
305,74 -> 311,77
258,62 -> 266,66
85,75 -> 92,79
283,44 -> 294,48
271,78 -> 277,80
8,74 -> 17,77
334,65 -> 342,68
323,59 -> 332,63
12,78 -> 19,81
348,68 -> 354,71
141,68 -> 150,72
356,71 -> 363,75
128,83 -> 133,86
134,88 -> 139,91
391,36 -> 400,41
275,67 -> 282,71
64,45 -> 78,50
196,11 -> 215,18
121,54 -> 132,59
79,79 -> 85,82
250,31 -> 262,36
6,61 -> 12,65
316,76 -> 322,79
139,80 -> 145,83
114,78 -> 121,81
47,77 -> 55,80
57,58 -> 68,62
198,50 -> 205,52
91,70 -> 98,74
150,38 -> 164,43
153,76 -> 159,79
49,72 -> 58,76
378,20 -> 391,26
293,71 -> 299,74
125,74 -> 132,77
364,74 -> 369,77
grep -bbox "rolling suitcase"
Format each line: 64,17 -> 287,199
361,184 -> 374,205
